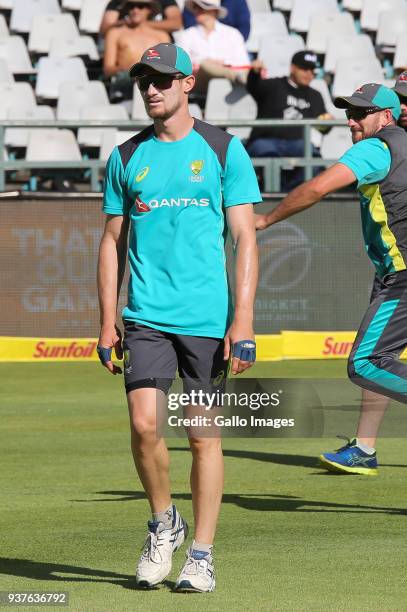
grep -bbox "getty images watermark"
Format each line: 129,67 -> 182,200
156,379 -> 326,438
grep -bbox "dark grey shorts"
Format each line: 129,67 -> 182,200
122,321 -> 229,395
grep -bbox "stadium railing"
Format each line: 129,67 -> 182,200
0,118 -> 347,192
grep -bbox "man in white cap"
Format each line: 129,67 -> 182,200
176,0 -> 251,93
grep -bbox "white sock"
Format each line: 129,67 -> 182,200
356,439 -> 376,454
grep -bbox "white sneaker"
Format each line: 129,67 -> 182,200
174,546 -> 216,593
136,506 -> 188,588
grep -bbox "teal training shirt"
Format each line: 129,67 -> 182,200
338,137 -> 391,187
103,119 -> 262,338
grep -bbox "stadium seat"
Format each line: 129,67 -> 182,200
57,81 -> 109,120
246,11 -> 288,53
62,0 -> 83,9
360,0 -> 405,32
273,0 -> 294,11
0,14 -> 9,38
246,0 -> 271,12
342,0 -> 363,10
49,35 -> 99,60
321,127 -> 353,159
188,103 -> 203,119
332,57 -> 384,98
131,83 -> 149,120
306,12 -> 356,55
376,9 -> 407,47
100,129 -> 136,161
289,0 -> 339,33
10,0 -> 60,34
0,82 -> 36,118
0,36 -> 36,75
205,79 -> 256,141
258,34 -> 304,77
0,0 -> 14,9
0,57 -> 14,83
26,129 -> 82,161
324,34 -> 376,74
310,78 -> 343,118
78,104 -> 129,148
79,0 -> 110,34
394,31 -> 407,70
35,57 -> 88,100
6,105 -> 55,148
28,13 -> 79,54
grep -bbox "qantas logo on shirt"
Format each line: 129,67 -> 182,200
135,196 -> 151,213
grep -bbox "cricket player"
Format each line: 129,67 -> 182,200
97,43 -> 261,592
256,83 -> 407,476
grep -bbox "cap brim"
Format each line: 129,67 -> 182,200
333,95 -> 377,109
129,61 -> 180,78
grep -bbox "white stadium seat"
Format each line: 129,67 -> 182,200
62,0 -> 83,9
29,13 -> 79,54
321,127 -> 353,159
0,82 -> 36,118
306,12 -> 356,55
246,11 -> 288,53
0,14 -> 9,38
342,0 -> 363,10
35,57 -> 88,100
49,35 -> 99,60
376,9 -> 407,46
6,105 -> 55,148
0,36 -> 35,74
188,103 -> 203,119
0,57 -> 14,83
246,0 -> 271,12
10,0 -> 60,34
324,34 -> 376,74
78,104 -> 129,148
100,130 -> 135,161
132,83 -> 149,120
394,31 -> 407,70
360,0 -> 405,32
205,79 -> 257,140
310,78 -> 343,118
57,81 -> 109,120
258,34 -> 304,78
332,57 -> 383,98
289,0 -> 339,33
27,129 -> 82,161
0,0 -> 14,9
273,0 -> 294,11
79,0 -> 110,34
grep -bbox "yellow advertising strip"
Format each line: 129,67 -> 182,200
2,334 -> 407,362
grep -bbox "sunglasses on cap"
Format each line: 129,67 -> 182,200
136,73 -> 185,91
345,107 -> 388,121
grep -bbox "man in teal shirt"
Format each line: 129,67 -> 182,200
256,83 -> 407,476
98,43 -> 261,592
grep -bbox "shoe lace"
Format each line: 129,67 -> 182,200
335,435 -> 352,452
183,555 -> 208,576
140,530 -> 166,562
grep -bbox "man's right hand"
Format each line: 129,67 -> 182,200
250,59 -> 267,78
97,324 -> 123,375
255,213 -> 270,230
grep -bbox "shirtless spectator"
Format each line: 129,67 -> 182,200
104,0 -> 170,99
100,0 -> 182,36
177,0 -> 250,95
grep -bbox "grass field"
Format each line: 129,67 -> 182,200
1,361 -> 407,611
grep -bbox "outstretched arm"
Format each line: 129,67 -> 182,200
256,163 -> 356,229
224,203 -> 258,375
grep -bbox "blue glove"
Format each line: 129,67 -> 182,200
97,345 -> 112,365
232,340 -> 256,362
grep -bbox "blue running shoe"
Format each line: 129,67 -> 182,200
320,437 -> 378,475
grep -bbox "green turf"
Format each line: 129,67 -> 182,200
1,362 -> 407,611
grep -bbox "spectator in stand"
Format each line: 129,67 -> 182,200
176,0 -> 251,94
100,0 -> 182,36
394,71 -> 407,131
246,51 -> 333,190
183,0 -> 251,41
104,0 -> 170,100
